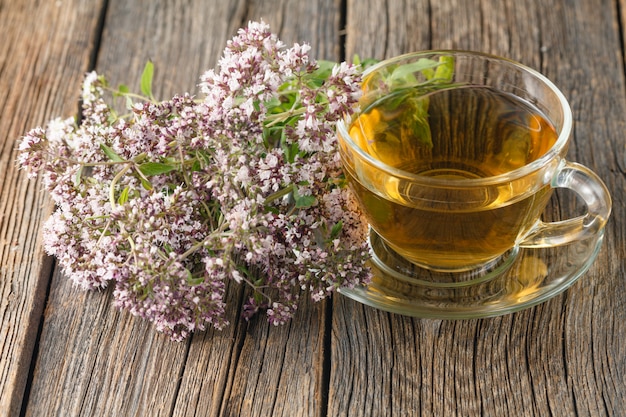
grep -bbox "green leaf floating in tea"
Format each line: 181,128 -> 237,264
351,56 -> 456,168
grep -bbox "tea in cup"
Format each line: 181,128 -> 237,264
337,51 -> 611,315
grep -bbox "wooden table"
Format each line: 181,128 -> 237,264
2,0 -> 625,415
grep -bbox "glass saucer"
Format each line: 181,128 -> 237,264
339,229 -> 606,319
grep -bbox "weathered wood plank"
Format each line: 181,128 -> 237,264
172,2 -> 342,416
20,0 -> 246,415
0,1 -> 107,415
25,268 -> 191,416
6,0 -> 625,415
21,1 -> 342,416
332,0 -> 626,415
345,0 -> 431,59
517,1 -> 626,414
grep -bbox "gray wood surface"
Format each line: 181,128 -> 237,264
1,0 -> 625,416
1,0 -> 105,414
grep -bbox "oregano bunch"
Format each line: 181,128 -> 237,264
18,21 -> 372,341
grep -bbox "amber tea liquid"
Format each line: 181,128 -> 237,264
346,86 -> 559,271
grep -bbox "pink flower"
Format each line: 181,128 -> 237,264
16,20 -> 371,341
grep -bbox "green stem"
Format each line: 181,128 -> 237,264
96,219 -> 112,246
178,223 -> 230,260
60,157 -> 129,167
103,85 -> 154,103
264,107 -> 307,127
109,163 -> 132,209
263,184 -> 294,205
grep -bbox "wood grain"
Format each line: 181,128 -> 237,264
21,0 -> 246,415
171,2 -> 343,416
0,0 -> 106,415
19,1 -> 342,416
1,0 -> 625,416
332,0 -> 626,416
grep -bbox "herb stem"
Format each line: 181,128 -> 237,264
263,184 -> 294,204
264,107 -> 306,127
109,163 -> 132,209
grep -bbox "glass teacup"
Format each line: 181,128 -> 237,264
337,51 -> 612,317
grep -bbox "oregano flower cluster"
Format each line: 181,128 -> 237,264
18,21 -> 372,341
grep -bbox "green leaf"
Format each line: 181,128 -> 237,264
263,126 -> 282,149
388,58 -> 440,85
308,60 -> 336,87
253,291 -> 264,304
433,55 -> 455,82
404,95 -> 433,148
140,177 -> 153,191
294,193 -> 316,209
117,185 -> 130,205
137,162 -> 177,177
115,84 -> 133,109
281,140 -> 300,163
114,84 -> 130,97
316,59 -> 336,73
264,97 -> 282,110
74,165 -> 84,187
352,54 -> 379,70
292,186 -> 317,209
361,58 -> 380,69
186,269 -> 205,286
100,143 -> 125,162
140,60 -> 154,99
330,221 -> 343,240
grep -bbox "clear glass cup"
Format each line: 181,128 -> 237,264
337,51 -> 612,317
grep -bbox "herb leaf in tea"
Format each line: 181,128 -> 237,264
358,55 -> 456,153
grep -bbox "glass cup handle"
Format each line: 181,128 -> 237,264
519,160 -> 612,248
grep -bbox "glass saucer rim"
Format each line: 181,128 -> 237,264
338,229 -> 605,319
